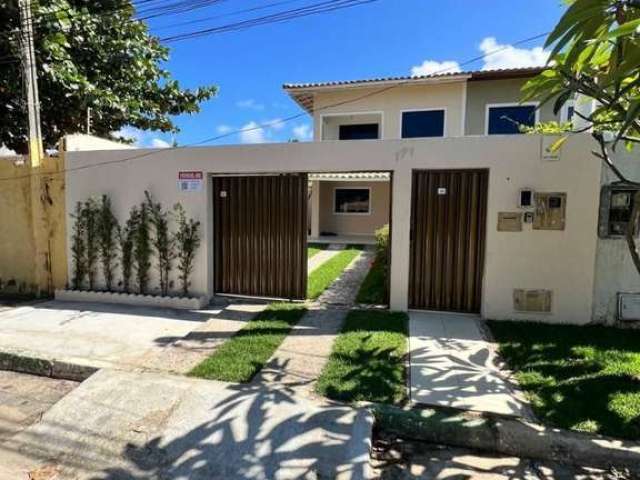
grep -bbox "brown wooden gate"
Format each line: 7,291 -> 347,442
409,169 -> 488,312
213,174 -> 308,299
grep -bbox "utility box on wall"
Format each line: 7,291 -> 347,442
533,192 -> 566,231
513,289 -> 553,313
619,293 -> 640,321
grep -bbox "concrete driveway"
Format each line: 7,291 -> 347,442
2,369 -> 373,480
0,300 -> 264,375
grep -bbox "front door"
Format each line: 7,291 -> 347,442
213,174 -> 308,300
409,169 -> 488,312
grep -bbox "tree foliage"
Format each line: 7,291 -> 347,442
523,0 -> 640,273
0,0 -> 217,153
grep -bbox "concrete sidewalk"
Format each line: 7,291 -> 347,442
0,300 -> 266,375
408,311 -> 530,418
2,369 -> 373,480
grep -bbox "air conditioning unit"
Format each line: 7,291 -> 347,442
618,293 -> 640,322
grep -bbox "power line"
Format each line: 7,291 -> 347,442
0,30 -> 551,184
161,0 -> 379,43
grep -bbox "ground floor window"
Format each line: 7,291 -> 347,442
334,187 -> 371,214
486,104 -> 537,134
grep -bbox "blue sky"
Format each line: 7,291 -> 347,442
130,0 -> 566,147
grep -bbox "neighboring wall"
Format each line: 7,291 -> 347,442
318,181 -> 390,235
65,134 -> 601,324
465,78 -> 559,135
313,81 -> 466,140
592,149 -> 640,323
0,156 -> 66,294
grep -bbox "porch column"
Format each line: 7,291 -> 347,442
310,180 -> 321,238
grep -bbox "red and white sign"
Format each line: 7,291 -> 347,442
178,171 -> 203,192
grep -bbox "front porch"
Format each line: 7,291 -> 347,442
308,171 -> 391,242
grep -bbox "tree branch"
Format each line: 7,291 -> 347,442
592,132 -> 640,186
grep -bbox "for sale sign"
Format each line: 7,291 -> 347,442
178,171 -> 203,192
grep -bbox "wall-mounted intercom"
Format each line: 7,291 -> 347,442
519,188 -> 534,209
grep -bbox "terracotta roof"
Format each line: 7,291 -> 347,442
283,67 -> 545,113
283,67 -> 544,90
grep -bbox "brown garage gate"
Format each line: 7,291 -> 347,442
213,174 -> 308,300
409,169 -> 488,313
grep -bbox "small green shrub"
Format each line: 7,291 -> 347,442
133,202 -> 152,294
119,206 -> 138,293
70,202 -> 87,290
174,204 -> 201,296
98,195 -> 119,291
375,224 -> 389,266
146,191 -> 174,297
83,198 -> 101,291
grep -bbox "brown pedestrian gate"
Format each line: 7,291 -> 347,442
409,170 -> 488,312
213,174 -> 308,300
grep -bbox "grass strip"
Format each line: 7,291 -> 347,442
488,320 -> 640,440
189,302 -> 307,383
355,257 -> 387,304
307,247 -> 361,299
316,310 -> 408,404
308,243 -> 326,259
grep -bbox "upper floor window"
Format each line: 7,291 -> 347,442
339,124 -> 379,140
486,104 -> 538,135
561,100 -> 576,123
401,110 -> 445,138
334,188 -> 371,214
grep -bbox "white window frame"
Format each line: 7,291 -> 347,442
484,102 -> 540,135
319,111 -> 384,141
333,187 -> 372,216
399,108 -> 448,139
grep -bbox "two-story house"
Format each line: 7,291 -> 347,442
62,66 -> 640,326
284,67 -> 575,243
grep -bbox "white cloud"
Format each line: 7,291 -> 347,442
266,118 -> 285,131
114,126 -> 171,148
292,124 -> 312,141
216,125 -> 233,135
479,37 -> 549,70
150,138 -> 171,148
236,99 -> 265,111
410,36 -> 550,77
411,60 -> 461,77
239,121 -> 267,144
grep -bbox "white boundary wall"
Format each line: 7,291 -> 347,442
66,135 -> 602,324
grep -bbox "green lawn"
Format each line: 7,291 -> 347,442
316,310 -> 408,404
189,303 -> 307,382
355,258 -> 387,305
307,247 -> 361,299
308,243 -> 326,259
488,321 -> 640,440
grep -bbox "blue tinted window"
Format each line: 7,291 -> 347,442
487,105 -> 536,135
402,110 -> 445,138
339,124 -> 379,140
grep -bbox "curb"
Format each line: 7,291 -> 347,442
372,404 -> 640,474
0,351 -> 97,381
